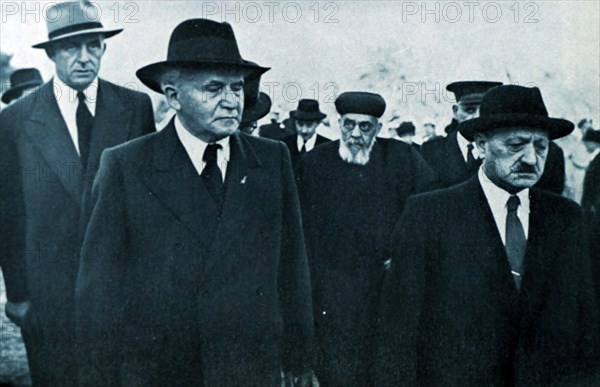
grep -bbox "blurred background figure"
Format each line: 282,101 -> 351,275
581,129 -> 600,219
282,99 -> 329,167
239,62 -> 272,135
259,110 -> 294,140
393,121 -> 420,152
421,121 -> 440,143
561,118 -> 599,203
1,68 -> 43,105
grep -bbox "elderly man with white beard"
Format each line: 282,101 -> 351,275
296,91 -> 435,386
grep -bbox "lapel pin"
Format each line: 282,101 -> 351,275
240,176 -> 247,184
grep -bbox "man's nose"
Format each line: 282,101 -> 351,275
350,126 -> 362,138
521,144 -> 537,165
220,88 -> 242,109
77,45 -> 91,63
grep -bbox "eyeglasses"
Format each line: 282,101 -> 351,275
342,119 -> 375,132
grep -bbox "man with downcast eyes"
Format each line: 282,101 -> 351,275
296,91 -> 435,386
377,85 -> 599,386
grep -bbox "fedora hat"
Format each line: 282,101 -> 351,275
241,62 -> 272,124
290,99 -> 326,121
459,85 -> 574,141
2,68 -> 44,104
446,80 -> 503,105
136,19 -> 269,94
32,1 -> 122,49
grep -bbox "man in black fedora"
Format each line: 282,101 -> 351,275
282,99 -> 330,168
239,63 -> 272,134
393,121 -> 421,152
0,2 -> 154,385
296,92 -> 435,386
1,68 -> 43,105
421,80 -> 566,193
377,85 -> 599,386
76,19 -> 315,387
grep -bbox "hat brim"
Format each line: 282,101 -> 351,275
242,92 -> 272,124
1,81 -> 43,104
289,111 -> 326,121
136,61 -> 270,94
459,114 -> 574,141
32,28 -> 123,49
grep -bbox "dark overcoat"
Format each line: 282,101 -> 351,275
296,139 -> 435,386
0,80 -> 154,385
75,122 -> 315,387
282,134 -> 330,168
421,131 -> 565,194
376,176 -> 599,386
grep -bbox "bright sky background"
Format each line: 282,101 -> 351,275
1,0 -> 599,133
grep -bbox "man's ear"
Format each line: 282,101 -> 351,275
474,132 -> 487,156
374,121 -> 382,137
162,84 -> 181,111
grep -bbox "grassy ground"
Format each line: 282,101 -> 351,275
0,272 -> 31,386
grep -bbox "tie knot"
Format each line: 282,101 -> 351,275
467,143 -> 474,151
507,195 -> 520,212
77,91 -> 86,102
203,143 -> 222,162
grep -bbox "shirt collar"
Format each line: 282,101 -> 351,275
174,115 -> 230,161
53,76 -> 99,105
297,133 -> 318,150
478,166 -> 530,215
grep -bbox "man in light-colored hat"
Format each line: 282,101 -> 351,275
0,2 -> 154,385
76,19 -> 315,386
282,99 -> 330,168
296,91 -> 435,386
377,85 -> 599,386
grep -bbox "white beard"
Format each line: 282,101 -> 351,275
338,138 -> 376,165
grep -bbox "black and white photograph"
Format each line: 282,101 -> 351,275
1,1 -> 599,386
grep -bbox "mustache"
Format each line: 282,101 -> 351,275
512,164 -> 538,173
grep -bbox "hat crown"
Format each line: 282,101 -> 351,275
335,91 -> 386,118
10,68 -> 43,87
45,1 -> 104,39
296,99 -> 321,113
166,19 -> 244,64
480,85 -> 549,118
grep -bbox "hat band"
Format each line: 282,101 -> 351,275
49,22 -> 104,40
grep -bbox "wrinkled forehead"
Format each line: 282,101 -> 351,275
340,113 -> 378,123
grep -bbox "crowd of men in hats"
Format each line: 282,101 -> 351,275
1,1 -> 599,386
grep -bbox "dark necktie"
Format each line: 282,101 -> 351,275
300,141 -> 307,155
505,195 -> 527,290
201,144 -> 224,209
466,143 -> 481,173
76,91 -> 94,167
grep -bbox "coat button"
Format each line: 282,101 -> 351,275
255,287 -> 264,296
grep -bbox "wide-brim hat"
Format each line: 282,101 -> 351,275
136,19 -> 269,94
2,68 -> 44,104
396,121 -> 416,136
290,99 -> 326,121
32,2 -> 122,49
583,129 -> 600,144
459,85 -> 574,141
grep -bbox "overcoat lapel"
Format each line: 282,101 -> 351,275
466,177 -> 521,307
23,81 -> 83,203
143,121 -> 219,249
86,80 -> 131,168
445,131 -> 469,182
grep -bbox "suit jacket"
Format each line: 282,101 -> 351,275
376,177 -> 599,386
296,139 -> 436,386
0,79 -> 154,384
282,134 -> 329,168
259,121 -> 294,141
421,132 -> 565,194
75,122 -> 314,387
582,153 -> 600,219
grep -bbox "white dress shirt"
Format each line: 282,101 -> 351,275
478,167 -> 530,245
297,134 -> 318,152
53,77 -> 98,155
174,116 -> 230,181
456,130 -> 481,162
